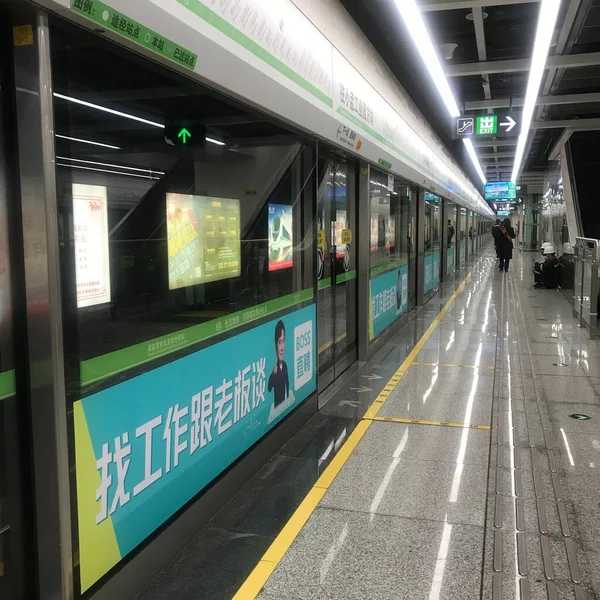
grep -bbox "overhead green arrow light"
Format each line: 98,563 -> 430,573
178,128 -> 191,144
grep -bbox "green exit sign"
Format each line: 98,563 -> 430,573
476,115 -> 498,135
164,121 -> 206,148
178,128 -> 191,144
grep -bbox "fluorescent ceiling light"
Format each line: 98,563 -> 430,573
393,0 -> 460,118
206,136 -> 226,146
57,156 -> 165,175
511,0 -> 562,181
57,162 -> 160,180
392,0 -> 486,186
463,138 -> 487,185
56,134 -> 121,150
54,92 -> 164,128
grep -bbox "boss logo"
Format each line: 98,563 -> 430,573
296,331 -> 312,351
294,320 -> 313,389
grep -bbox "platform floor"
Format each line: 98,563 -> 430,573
136,248 -> 600,600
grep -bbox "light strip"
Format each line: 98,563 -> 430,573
393,0 -> 460,117
56,134 -> 121,150
463,138 -> 487,185
54,92 -> 165,128
57,156 -> 165,175
57,162 -> 161,180
206,136 -> 226,146
392,0 -> 486,185
511,0 -> 562,181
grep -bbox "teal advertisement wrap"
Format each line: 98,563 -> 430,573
74,304 -> 316,590
424,254 -> 433,293
447,246 -> 456,274
369,265 -> 408,340
424,252 -> 440,293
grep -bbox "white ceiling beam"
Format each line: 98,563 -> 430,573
548,128 -> 574,161
473,138 -> 518,147
469,7 -> 496,167
420,0 -> 539,10
556,0 -> 586,55
485,162 -> 514,168
464,91 -> 600,111
446,52 -> 600,76
532,118 -> 600,130
535,1 -> 585,120
480,151 -> 516,159
472,7 -> 487,62
519,0 -> 589,176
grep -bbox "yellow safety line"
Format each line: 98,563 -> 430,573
318,332 -> 348,355
366,416 -> 491,430
412,361 -> 494,371
231,269 -> 473,600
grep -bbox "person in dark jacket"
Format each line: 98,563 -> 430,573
534,245 -> 560,288
491,219 -> 502,264
559,242 -> 575,289
447,219 -> 455,248
497,218 -> 516,272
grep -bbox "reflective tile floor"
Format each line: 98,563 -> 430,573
136,247 -> 600,600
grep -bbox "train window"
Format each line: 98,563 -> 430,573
50,20 -> 316,394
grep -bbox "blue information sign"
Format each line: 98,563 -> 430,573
484,182 -> 517,201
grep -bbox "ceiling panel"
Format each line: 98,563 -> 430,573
339,0 -> 600,195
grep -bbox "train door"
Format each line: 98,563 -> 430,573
317,156 -> 358,392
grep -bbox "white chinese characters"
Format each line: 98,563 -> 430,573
94,358 -> 267,524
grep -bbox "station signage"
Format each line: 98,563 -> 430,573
453,112 -> 520,140
484,181 -> 517,201
164,120 -> 207,148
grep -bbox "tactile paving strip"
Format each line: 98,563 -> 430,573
484,273 -> 588,599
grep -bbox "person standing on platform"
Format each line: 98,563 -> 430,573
447,219 -> 455,248
492,219 -> 502,264
497,218 -> 516,272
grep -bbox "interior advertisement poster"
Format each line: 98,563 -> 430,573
370,216 -> 379,252
166,193 -> 241,290
384,216 -> 396,249
369,266 -> 408,341
74,304 -> 317,592
333,209 -> 347,260
73,183 -> 111,308
268,203 -> 293,271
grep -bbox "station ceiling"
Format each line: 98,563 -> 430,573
339,0 -> 600,194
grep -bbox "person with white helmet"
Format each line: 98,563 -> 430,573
559,242 -> 575,289
534,244 -> 560,288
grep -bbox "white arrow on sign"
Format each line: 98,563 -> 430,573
500,116 -> 517,132
362,374 -> 383,381
350,386 -> 372,393
338,400 -> 361,407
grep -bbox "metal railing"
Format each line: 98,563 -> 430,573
573,237 -> 599,339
